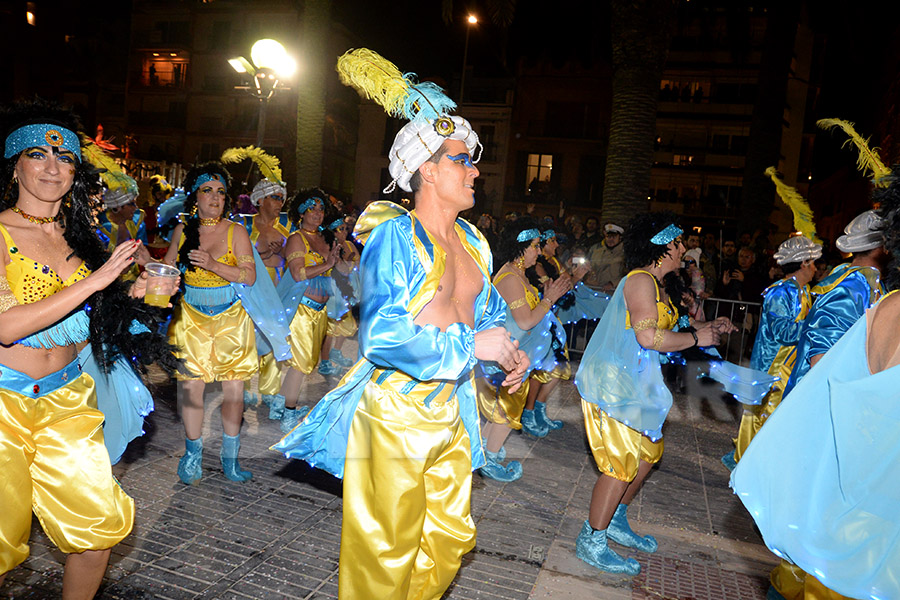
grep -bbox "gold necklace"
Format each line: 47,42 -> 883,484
199,217 -> 222,227
12,206 -> 58,224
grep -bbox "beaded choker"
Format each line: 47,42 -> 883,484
199,217 -> 222,227
12,206 -> 58,224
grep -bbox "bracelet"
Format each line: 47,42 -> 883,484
651,328 -> 665,351
286,250 -> 305,263
632,318 -> 657,332
507,297 -> 527,310
236,268 -> 248,284
236,255 -> 254,264
0,292 -> 17,314
690,330 -> 698,348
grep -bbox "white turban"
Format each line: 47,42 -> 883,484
386,115 -> 481,193
835,210 -> 884,253
103,187 -> 137,210
773,236 -> 822,265
250,179 -> 287,207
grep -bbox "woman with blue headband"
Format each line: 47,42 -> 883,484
476,217 -> 572,481
573,212 -> 733,576
164,161 -> 259,484
273,188 -> 342,433
317,213 -> 360,375
522,225 -> 606,437
0,99 -> 178,597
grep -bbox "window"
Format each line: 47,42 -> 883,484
526,153 -> 553,194
480,125 -> 496,161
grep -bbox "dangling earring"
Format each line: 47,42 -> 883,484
515,255 -> 526,270
62,191 -> 72,209
654,257 -> 663,267
190,205 -> 197,216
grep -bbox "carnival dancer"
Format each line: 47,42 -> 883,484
274,48 -> 527,600
731,171 -> 900,600
164,162 -> 260,484
0,99 -> 178,598
273,189 -> 343,432
725,236 -> 819,470
724,168 -> 823,471
236,175 -> 292,409
318,213 -> 360,375
97,175 -> 151,280
782,209 -> 887,397
477,217 -> 571,481
525,225 -> 606,435
574,213 -> 732,575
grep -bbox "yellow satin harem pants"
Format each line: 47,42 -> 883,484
477,375 -> 528,429
341,370 -> 476,600
582,401 -> 664,482
0,363 -> 134,574
287,301 -> 328,374
170,300 -> 257,382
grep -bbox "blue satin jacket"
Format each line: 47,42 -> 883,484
783,263 -> 883,395
272,202 -> 507,477
749,278 -> 809,373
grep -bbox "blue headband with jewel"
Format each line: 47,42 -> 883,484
650,224 -> 683,245
297,196 -> 324,214
191,173 -> 227,194
327,218 -> 344,231
541,229 -> 556,241
4,123 -> 82,161
517,228 -> 540,243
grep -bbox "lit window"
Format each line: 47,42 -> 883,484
26,2 -> 36,26
526,153 -> 553,193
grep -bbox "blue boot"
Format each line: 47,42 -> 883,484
330,348 -> 354,368
521,409 -> 549,438
243,389 -> 258,408
575,520 -> 641,575
263,393 -> 285,420
721,450 -> 737,471
280,405 -> 310,434
535,401 -> 564,430
608,504 -> 658,552
177,437 -> 203,485
479,448 -> 523,482
220,434 -> 252,482
318,359 -> 340,376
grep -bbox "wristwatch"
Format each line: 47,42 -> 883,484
690,330 -> 699,348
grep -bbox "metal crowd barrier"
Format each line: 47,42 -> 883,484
563,295 -> 761,366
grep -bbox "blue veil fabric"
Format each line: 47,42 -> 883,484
574,277 -> 672,440
731,314 -> 900,600
231,247 -> 292,360
554,283 -> 610,324
78,342 -> 153,465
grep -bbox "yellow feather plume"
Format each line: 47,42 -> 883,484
337,48 -> 409,117
765,167 -> 821,244
817,118 -> 892,186
220,146 -> 283,183
79,134 -> 137,194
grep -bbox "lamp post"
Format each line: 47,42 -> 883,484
228,39 -> 297,149
459,14 -> 477,103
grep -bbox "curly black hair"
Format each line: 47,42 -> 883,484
0,98 -> 179,373
875,170 -> 900,290
495,216 -> 540,273
624,211 -> 681,272
176,162 -> 233,273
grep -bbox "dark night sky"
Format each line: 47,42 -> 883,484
5,0 -> 899,182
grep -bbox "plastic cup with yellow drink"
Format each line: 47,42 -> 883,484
144,262 -> 180,307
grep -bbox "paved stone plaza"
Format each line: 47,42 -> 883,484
1,344 -> 778,599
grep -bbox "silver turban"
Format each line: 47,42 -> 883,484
773,236 -> 822,265
250,179 -> 287,207
835,210 -> 884,253
386,115 -> 481,193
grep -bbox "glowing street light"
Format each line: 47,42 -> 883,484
460,15 -> 478,103
228,38 -> 297,148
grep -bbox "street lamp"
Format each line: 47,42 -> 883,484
459,14 -> 477,103
228,38 -> 297,148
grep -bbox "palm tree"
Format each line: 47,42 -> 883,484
600,0 -> 675,226
738,0 -> 801,234
295,0 -> 331,189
